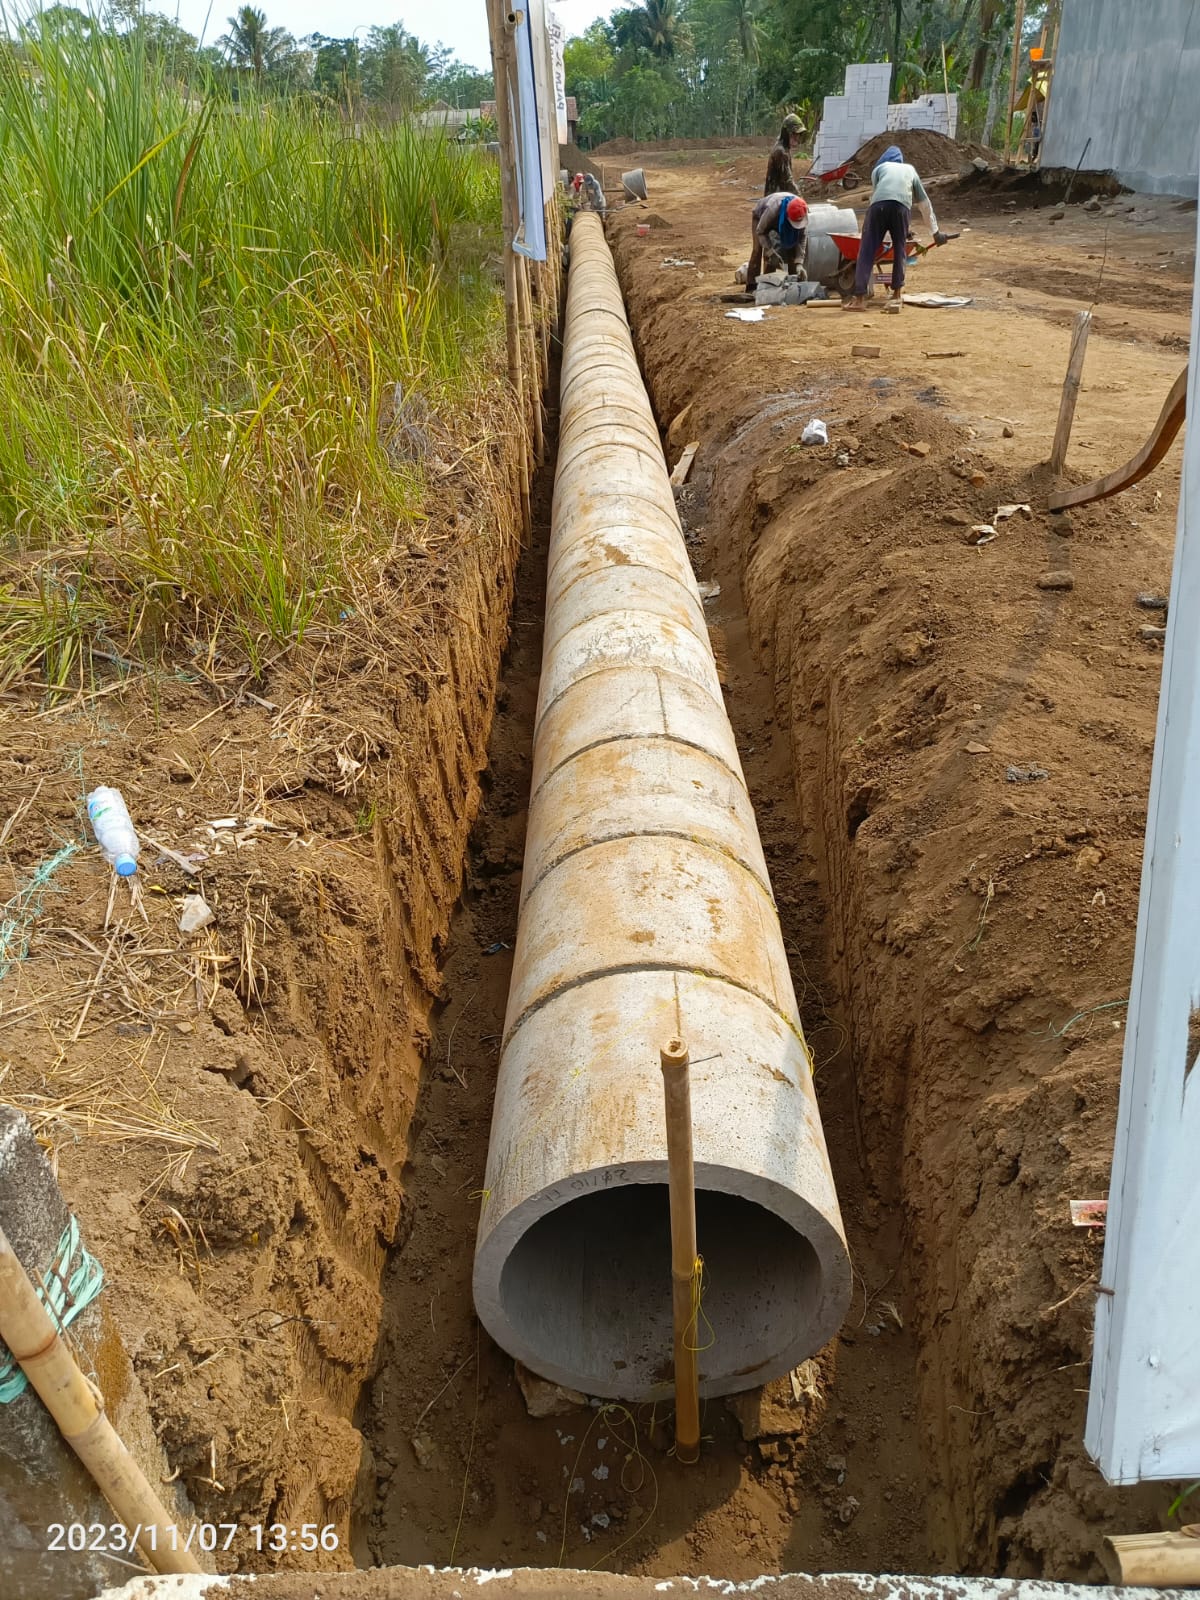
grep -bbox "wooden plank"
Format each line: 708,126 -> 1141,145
1049,309 -> 1092,474
1004,0 -> 1027,161
1050,367 -> 1187,511
669,441 -> 700,487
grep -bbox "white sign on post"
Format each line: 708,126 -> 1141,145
549,10 -> 569,148
1085,177 -> 1200,1484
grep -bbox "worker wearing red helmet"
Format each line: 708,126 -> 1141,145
747,192 -> 808,292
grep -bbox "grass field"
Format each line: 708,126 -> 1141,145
0,14 -> 502,690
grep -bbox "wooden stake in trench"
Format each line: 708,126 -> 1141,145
0,1221 -> 202,1577
660,1036 -> 700,1464
1050,309 -> 1092,475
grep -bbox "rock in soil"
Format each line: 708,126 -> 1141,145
1037,571 -> 1075,591
514,1361 -> 588,1418
727,1362 -> 824,1441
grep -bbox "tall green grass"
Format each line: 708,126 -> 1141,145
0,11 -> 502,687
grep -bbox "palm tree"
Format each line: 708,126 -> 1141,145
642,0 -> 679,60
220,6 -> 293,82
726,0 -> 761,67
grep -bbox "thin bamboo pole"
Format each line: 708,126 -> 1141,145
1103,1529 -> 1200,1586
660,1037 -> 700,1464
516,255 -> 544,469
1004,0 -> 1026,161
0,1221 -> 202,1576
1050,310 -> 1092,474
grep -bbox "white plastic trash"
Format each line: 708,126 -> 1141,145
86,786 -> 141,877
802,419 -> 829,445
179,894 -> 214,934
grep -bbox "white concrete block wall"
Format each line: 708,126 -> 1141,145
812,62 -> 960,175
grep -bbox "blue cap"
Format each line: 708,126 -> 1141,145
114,856 -> 138,877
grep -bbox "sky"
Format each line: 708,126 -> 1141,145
150,0 -> 613,71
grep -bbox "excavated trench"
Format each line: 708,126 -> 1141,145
358,229 -> 934,1581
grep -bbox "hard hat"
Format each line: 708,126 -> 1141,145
785,196 -> 808,224
783,113 -> 804,131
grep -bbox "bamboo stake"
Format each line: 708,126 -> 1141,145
516,256 -> 544,468
1050,309 -> 1092,474
1004,0 -> 1026,162
1103,1528 -> 1200,1587
660,1037 -> 700,1464
0,1221 -> 202,1576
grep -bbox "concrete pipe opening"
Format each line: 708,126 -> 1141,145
498,1184 -> 824,1399
473,213 -> 851,1404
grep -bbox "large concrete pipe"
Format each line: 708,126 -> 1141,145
473,213 -> 850,1402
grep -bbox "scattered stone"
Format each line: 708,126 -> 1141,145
905,440 -> 931,458
1083,196 -> 1103,213
1006,764 -> 1049,783
515,1362 -> 588,1418
973,157 -> 990,173
824,1454 -> 848,1474
942,509 -> 973,526
1048,205 -> 1066,222
728,1366 -> 823,1442
1002,424 -> 1015,438
410,1432 -> 438,1469
966,525 -> 997,545
838,1496 -> 862,1524
1139,624 -> 1166,643
965,741 -> 991,755
1136,592 -> 1169,610
852,344 -> 881,358
969,470 -> 989,487
1037,571 -> 1075,591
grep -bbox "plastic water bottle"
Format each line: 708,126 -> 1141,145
86,787 -> 140,877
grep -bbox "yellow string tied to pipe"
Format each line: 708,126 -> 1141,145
684,1254 -> 715,1355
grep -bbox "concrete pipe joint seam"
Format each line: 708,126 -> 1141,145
473,213 -> 850,1403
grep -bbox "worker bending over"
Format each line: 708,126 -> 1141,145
763,113 -> 806,197
844,146 -> 947,310
747,193 -> 808,293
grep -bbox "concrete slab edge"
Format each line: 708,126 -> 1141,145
95,1569 -> 1194,1600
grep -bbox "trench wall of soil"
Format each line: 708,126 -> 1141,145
607,212 -> 1172,1578
0,400 -> 531,1580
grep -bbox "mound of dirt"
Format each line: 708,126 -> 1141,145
853,129 -> 1000,175
589,134 -> 766,158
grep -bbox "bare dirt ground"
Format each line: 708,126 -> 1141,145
604,148 -> 1194,1572
360,144 -> 1194,1586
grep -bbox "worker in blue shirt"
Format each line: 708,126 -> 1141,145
844,146 -> 948,310
747,192 -> 809,293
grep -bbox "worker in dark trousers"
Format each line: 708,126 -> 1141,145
747,193 -> 809,292
763,113 -> 806,196
843,145 -> 947,310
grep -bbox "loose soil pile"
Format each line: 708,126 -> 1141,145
589,135 -> 767,158
853,131 -> 999,173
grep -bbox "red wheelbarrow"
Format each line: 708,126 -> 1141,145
827,230 -> 956,297
807,159 -> 860,190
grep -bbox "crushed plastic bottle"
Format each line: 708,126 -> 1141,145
86,786 -> 140,877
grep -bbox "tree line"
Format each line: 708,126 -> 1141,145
19,2 -> 494,118
565,0 -> 1052,147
